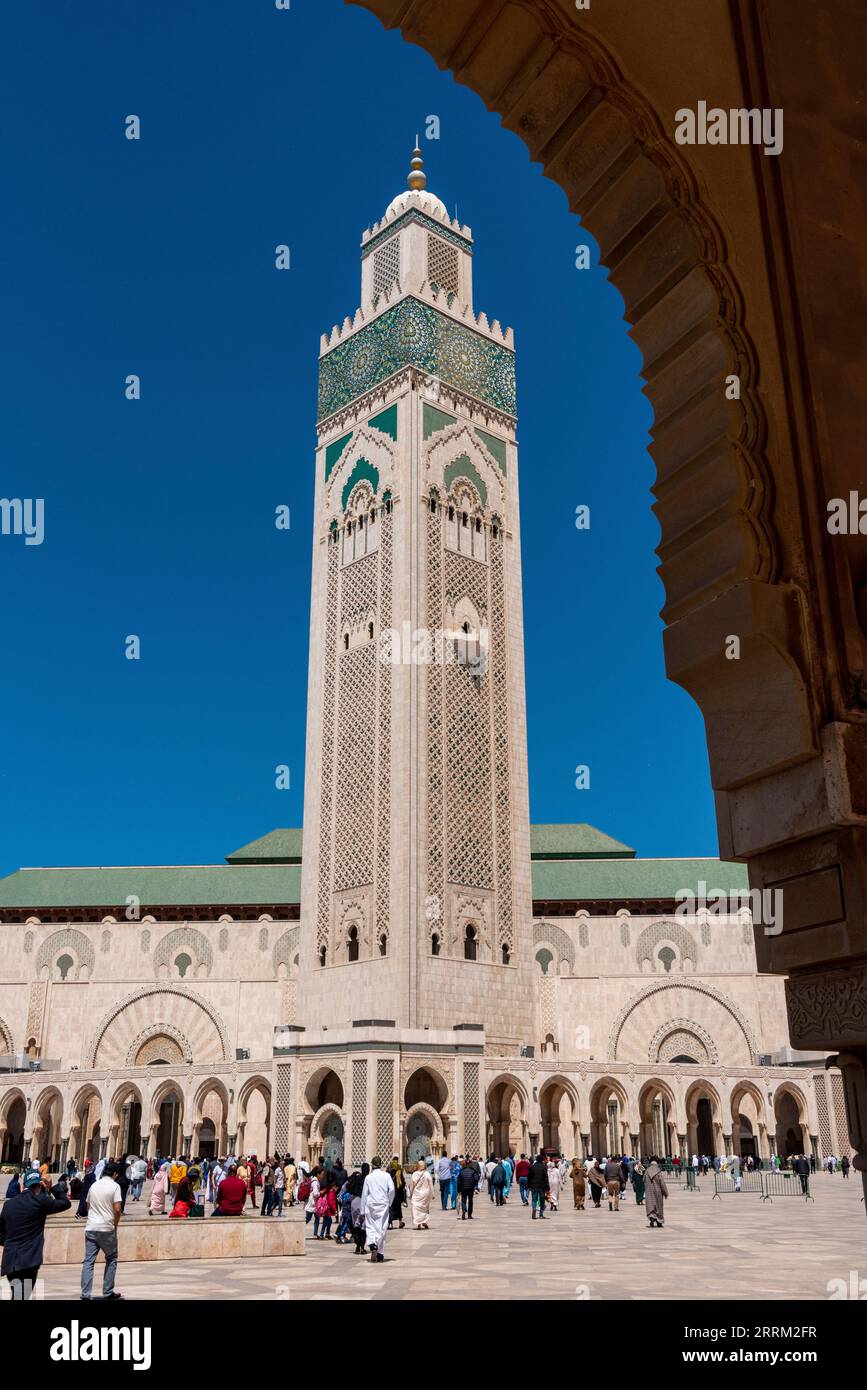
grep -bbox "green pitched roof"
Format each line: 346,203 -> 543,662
530,824 -> 635,860
530,857 -> 748,903
225,829 -> 303,864
0,865 -> 301,910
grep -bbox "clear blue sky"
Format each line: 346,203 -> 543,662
0,0 -> 717,877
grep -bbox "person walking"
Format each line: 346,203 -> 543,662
0,1169 -> 71,1301
490,1159 -> 506,1207
148,1161 -> 170,1216
644,1156 -> 669,1228
436,1152 -> 452,1211
457,1158 -> 476,1220
547,1160 -> 561,1212
387,1157 -> 407,1230
449,1154 -> 460,1211
528,1154 -> 549,1219
349,1166 -> 368,1254
631,1158 -> 646,1205
516,1153 -> 531,1206
793,1153 -> 810,1194
80,1162 -> 124,1300
361,1157 -> 395,1262
303,1168 -> 321,1229
604,1154 -> 622,1211
841,1154 -> 850,1179
587,1159 -> 605,1209
168,1155 -> 186,1203
260,1160 -> 275,1217
408,1160 -> 434,1229
571,1158 -> 586,1210
128,1155 -> 147,1202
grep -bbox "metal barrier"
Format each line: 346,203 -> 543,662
712,1169 -> 813,1202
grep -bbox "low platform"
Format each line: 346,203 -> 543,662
42,1215 -> 305,1264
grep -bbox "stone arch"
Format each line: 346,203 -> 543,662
303,1066 -> 344,1115
730,1079 -> 768,1160
538,1074 -> 580,1155
638,1077 -> 680,1158
0,1013 -> 12,1053
635,920 -> 697,973
404,1101 -> 445,1162
273,926 -> 300,979
85,986 -> 230,1068
685,1080 -> 724,1157
237,1074 -> 272,1157
426,422 -> 505,513
404,1065 -> 450,1114
126,1026 -> 192,1067
36,928 -> 95,981
153,927 -> 213,980
0,1086 -> 27,1126
532,921 -> 575,973
193,1076 -> 230,1124
68,1084 -> 102,1162
648,1017 -> 718,1066
608,981 -> 758,1065
31,1086 -> 63,1164
589,1075 -> 632,1157
773,1081 -> 809,1158
485,1072 -> 529,1157
192,1077 -> 230,1156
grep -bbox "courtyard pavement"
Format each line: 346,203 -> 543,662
31,1173 -> 866,1301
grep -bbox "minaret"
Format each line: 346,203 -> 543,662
298,147 -> 535,1049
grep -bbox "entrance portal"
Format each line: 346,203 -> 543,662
405,1111 -> 434,1164
320,1112 -> 344,1166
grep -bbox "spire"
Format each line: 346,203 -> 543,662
407,137 -> 426,193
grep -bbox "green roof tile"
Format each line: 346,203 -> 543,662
531,857 -> 748,903
225,829 -> 303,864
0,865 -> 300,910
530,824 -> 635,860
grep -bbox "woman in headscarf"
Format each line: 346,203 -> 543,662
169,1170 -> 195,1219
644,1155 -> 669,1228
387,1157 -> 406,1230
631,1158 -> 646,1205
148,1161 -> 170,1216
587,1159 -> 606,1209
349,1165 -> 368,1254
408,1160 -> 434,1230
571,1158 -> 586,1210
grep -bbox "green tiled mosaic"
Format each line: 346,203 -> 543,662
318,297 -> 516,423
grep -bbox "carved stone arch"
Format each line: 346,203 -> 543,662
0,1086 -> 26,1124
126,1024 -> 193,1068
403,1064 -> 451,1114
635,920 -> 698,972
648,1017 -> 718,1066
608,980 -> 758,1064
426,422 -> 506,511
532,921 -> 575,972
404,1100 -> 445,1143
107,1081 -> 145,1132
85,985 -> 230,1068
0,1014 -> 12,1053
153,927 -> 213,980
192,1076 -> 231,1125
310,1100 -> 344,1140
36,928 -> 95,981
325,425 -> 395,520
273,926 -> 301,979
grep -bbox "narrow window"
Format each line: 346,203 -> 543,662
319,945 -> 327,968
464,925 -> 477,962
343,633 -> 349,651
378,934 -> 387,957
368,621 -> 374,640
347,926 -> 359,963
431,933 -> 440,957
501,944 -> 510,965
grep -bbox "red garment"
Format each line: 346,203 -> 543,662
516,1159 -> 531,1178
215,1175 -> 247,1215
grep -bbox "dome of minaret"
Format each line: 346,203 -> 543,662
384,141 -> 448,220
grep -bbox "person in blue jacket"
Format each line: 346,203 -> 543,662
0,1169 -> 71,1300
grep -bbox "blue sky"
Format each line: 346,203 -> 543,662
0,0 -> 717,876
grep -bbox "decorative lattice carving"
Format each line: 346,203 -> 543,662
830,1071 -> 852,1156
36,929 -> 94,980
426,505 -> 445,942
373,235 -> 400,296
274,1064 -> 292,1154
376,510 -> 392,943
533,922 -> 575,972
620,919 -> 630,947
317,544 -> 339,952
608,980 -> 759,1062
427,233 -> 459,295
0,1014 -> 13,1053
218,927 -> 228,952
463,1061 -> 481,1154
128,1027 -> 190,1067
444,550 -> 492,889
636,921 -> 697,968
351,1058 -> 368,1166
101,930 -> 111,954
814,1073 -> 833,1155
153,927 -> 213,980
23,931 -> 33,955
375,1058 -> 394,1159
140,929 -> 150,953
649,1017 -> 718,1065
258,926 -> 269,952
490,526 -> 513,954
273,927 -> 300,978
25,982 -> 47,1045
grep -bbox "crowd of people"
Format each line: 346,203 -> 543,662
0,1140 -> 852,1294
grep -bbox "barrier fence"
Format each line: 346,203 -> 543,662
712,1169 -> 813,1202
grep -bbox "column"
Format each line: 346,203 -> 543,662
678,1133 -> 688,1163
59,1137 -> 69,1171
830,1051 -> 867,1210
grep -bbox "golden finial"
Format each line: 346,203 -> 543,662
407,137 -> 426,192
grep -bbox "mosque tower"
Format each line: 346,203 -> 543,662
297,145 -> 535,1052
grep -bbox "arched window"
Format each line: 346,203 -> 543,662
56,953 -> 74,981
462,511 -> 468,528
347,926 -> 359,963
658,946 -> 676,973
464,925 -> 477,961
535,948 -> 553,975
343,633 -> 349,651
448,506 -> 454,521
378,934 -> 387,957
430,495 -> 437,514
368,621 -> 374,640
175,952 -> 192,979
431,933 -> 440,957
501,943 -> 510,965
319,945 -> 327,968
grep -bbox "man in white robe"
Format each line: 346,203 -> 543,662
361,1157 -> 395,1262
